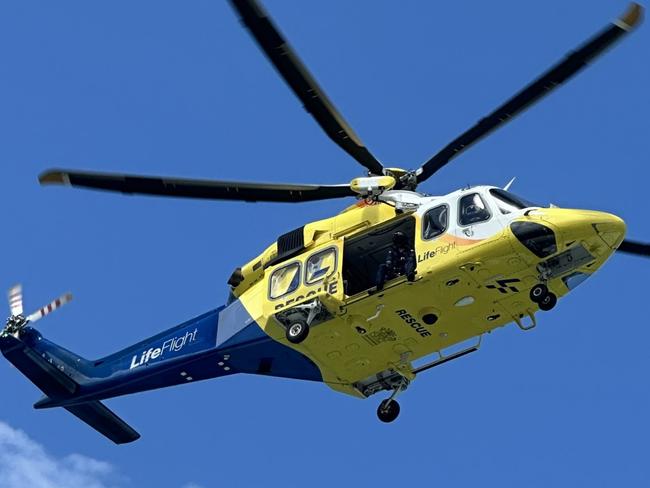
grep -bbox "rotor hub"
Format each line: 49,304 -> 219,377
382,168 -> 418,191
349,175 -> 396,196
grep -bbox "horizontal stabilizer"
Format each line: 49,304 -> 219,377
0,333 -> 139,444
65,401 -> 140,444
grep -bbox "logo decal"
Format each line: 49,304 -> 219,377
274,281 -> 338,311
360,327 -> 398,346
417,242 -> 457,263
486,278 -> 521,294
395,309 -> 432,338
130,328 -> 198,370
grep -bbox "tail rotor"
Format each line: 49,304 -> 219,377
3,284 -> 72,337
8,284 -> 23,317
26,292 -> 73,323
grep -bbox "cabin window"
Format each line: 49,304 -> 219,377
459,193 -> 491,226
422,205 -> 449,240
269,262 -> 301,299
305,247 -> 337,285
489,188 -> 539,214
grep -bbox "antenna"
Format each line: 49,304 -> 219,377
503,177 -> 516,191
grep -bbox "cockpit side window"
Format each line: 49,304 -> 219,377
489,188 -> 540,214
269,262 -> 301,299
422,205 -> 449,240
459,193 -> 491,226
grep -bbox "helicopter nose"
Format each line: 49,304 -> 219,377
590,212 -> 626,249
540,208 -> 626,255
510,209 -> 626,262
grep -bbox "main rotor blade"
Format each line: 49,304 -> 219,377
39,169 -> 356,203
229,0 -> 384,175
416,3 -> 644,183
617,239 -> 650,257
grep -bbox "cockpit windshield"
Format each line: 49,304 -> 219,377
489,188 -> 541,214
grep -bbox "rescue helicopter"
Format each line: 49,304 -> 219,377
2,0 -> 649,444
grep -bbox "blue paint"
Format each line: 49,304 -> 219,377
1,299 -> 322,410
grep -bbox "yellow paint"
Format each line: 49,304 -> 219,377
236,200 -> 625,399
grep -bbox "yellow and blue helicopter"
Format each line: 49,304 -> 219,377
2,0 -> 648,444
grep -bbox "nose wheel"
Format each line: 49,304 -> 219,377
530,283 -> 557,311
529,283 -> 548,302
538,292 -> 557,311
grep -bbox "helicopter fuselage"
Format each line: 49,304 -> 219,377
232,185 -> 625,397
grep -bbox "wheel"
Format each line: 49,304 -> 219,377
529,283 -> 548,303
377,399 -> 400,423
286,321 -> 309,344
538,292 -> 557,311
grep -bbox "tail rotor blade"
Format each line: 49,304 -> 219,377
27,293 -> 73,323
8,284 -> 23,316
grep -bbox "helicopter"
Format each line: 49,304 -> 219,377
2,0 -> 649,444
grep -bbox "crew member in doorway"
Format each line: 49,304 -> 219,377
376,231 -> 416,291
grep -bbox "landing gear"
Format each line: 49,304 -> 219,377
278,299 -> 330,345
286,320 -> 309,344
375,374 -> 408,423
529,283 -> 548,303
377,399 -> 400,423
529,283 -> 557,311
538,292 -> 557,311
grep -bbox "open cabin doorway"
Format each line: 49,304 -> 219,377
342,216 -> 416,296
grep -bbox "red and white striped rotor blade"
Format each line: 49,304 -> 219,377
8,284 -> 23,316
26,292 -> 73,323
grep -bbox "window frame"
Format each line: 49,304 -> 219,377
268,260 -> 302,300
489,188 -> 539,215
304,246 -> 338,285
457,192 -> 492,227
421,204 -> 450,241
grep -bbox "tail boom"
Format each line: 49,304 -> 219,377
1,299 -> 322,443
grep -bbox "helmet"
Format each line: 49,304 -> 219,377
393,231 -> 407,246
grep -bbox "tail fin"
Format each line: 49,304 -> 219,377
0,308 -> 221,443
0,332 -> 140,444
1,300 -> 321,443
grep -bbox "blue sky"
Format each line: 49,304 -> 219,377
1,1 -> 649,487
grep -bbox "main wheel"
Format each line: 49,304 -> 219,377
529,284 -> 548,303
538,292 -> 557,311
286,321 -> 309,344
377,399 -> 400,423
